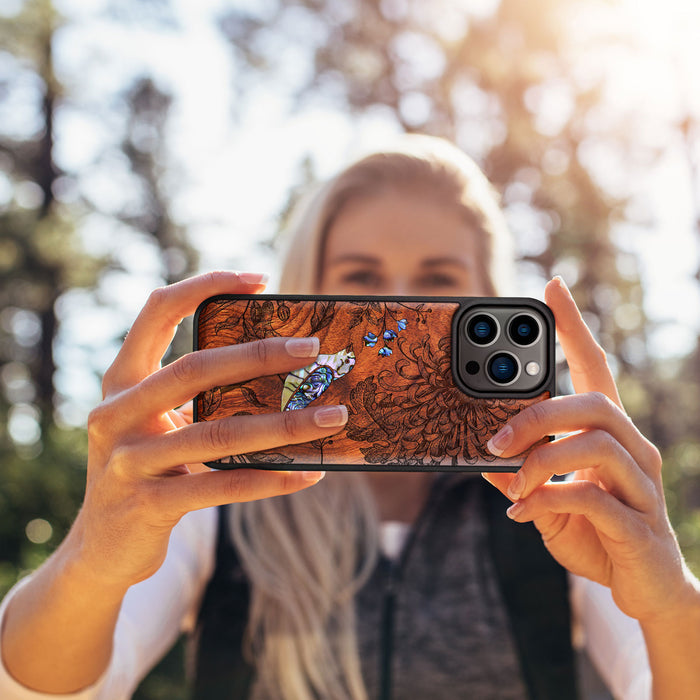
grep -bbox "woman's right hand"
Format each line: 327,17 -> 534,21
74,271 -> 347,590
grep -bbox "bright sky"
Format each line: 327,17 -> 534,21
8,0 -> 700,424
590,0 -> 700,357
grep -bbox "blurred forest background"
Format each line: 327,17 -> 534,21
2,0 -> 700,697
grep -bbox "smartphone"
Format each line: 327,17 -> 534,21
193,295 -> 555,472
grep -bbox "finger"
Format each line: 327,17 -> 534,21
180,402 -> 194,419
506,479 -> 640,545
481,471 -> 517,499
157,468 -> 326,518
486,392 -> 661,480
104,271 -> 268,395
112,404 -> 348,475
171,403 -> 193,428
119,336 -> 321,419
481,473 -> 616,577
544,277 -> 622,408
169,407 -> 210,473
505,430 -> 656,511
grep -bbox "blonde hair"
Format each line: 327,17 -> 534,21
230,475 -> 378,700
230,135 -> 514,700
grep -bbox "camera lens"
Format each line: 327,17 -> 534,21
508,314 -> 540,347
487,352 -> 519,385
466,313 -> 498,345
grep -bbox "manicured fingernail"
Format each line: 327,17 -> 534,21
507,470 -> 525,500
238,272 -> 269,285
487,425 -> 513,457
286,337 -> 320,358
314,405 -> 348,428
303,471 -> 325,483
506,501 -> 524,520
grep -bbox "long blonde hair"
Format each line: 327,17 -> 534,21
230,475 -> 378,700
230,135 -> 512,700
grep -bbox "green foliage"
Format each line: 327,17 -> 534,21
2,0 -> 700,698
0,2 -> 197,697
132,636 -> 190,700
0,421 -> 87,599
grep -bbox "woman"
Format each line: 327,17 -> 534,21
1,136 -> 699,700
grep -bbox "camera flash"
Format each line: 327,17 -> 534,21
525,361 -> 540,376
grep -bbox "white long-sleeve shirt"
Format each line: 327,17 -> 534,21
0,507 -> 651,699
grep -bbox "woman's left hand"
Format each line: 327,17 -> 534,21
483,277 -> 696,625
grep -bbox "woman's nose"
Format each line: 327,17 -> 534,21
381,278 -> 411,296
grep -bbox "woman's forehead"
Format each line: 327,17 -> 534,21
323,191 -> 477,261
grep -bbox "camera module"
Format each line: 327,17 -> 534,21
466,313 -> 499,346
507,314 -> 540,347
455,301 -> 551,397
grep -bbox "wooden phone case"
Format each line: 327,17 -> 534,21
193,295 -> 554,471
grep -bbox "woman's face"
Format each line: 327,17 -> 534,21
318,189 -> 488,296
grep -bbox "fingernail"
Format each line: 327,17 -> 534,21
506,501 -> 524,520
552,275 -> 570,295
487,425 -> 513,457
303,471 -> 325,483
314,405 -> 348,428
238,272 -> 269,285
507,470 -> 525,500
286,337 -> 320,358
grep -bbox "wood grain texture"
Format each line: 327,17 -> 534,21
195,297 -> 549,470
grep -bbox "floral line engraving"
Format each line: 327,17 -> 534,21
197,299 -> 540,466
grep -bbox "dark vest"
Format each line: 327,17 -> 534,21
191,477 -> 578,700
